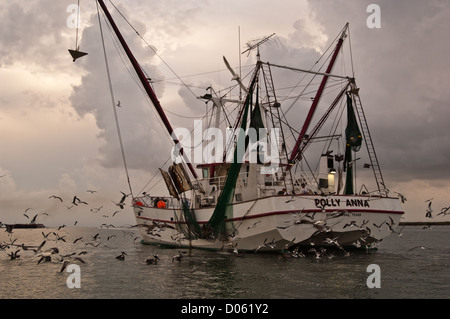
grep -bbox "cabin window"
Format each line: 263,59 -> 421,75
202,168 -> 209,179
319,178 -> 329,189
264,175 -> 274,186
327,157 -> 334,169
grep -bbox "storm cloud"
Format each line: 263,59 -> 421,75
1,0 -> 449,225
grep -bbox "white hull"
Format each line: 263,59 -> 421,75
132,194 -> 404,252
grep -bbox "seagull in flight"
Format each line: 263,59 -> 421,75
30,214 -> 38,224
59,257 -> 85,273
373,222 -> 385,230
425,201 -> 433,218
285,193 -> 296,203
73,237 -> 83,244
42,231 -> 51,239
113,191 -> 129,209
437,207 -> 450,216
49,195 -> 63,202
23,207 -> 34,219
323,237 -> 341,247
394,192 -> 407,203
8,249 -> 21,260
73,195 -> 88,206
247,221 -> 261,230
4,224 -> 14,234
255,239 -> 268,252
255,238 -> 276,252
37,247 -> 60,264
343,220 -> 357,228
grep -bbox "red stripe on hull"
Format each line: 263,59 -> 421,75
136,208 -> 404,225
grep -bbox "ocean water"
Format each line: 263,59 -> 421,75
0,225 -> 448,301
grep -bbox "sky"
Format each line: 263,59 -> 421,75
1,0 -> 449,227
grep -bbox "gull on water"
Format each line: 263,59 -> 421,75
116,251 -> 127,261
145,255 -> 160,265
172,251 -> 183,262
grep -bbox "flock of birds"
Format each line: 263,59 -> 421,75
0,188 -> 145,272
393,193 -> 450,220
1,192 -> 448,269
424,198 -> 450,219
1,210 -> 187,270
3,190 -> 132,229
128,193 -> 449,261
232,194 -> 449,259
0,225 -> 145,272
48,190 -> 130,214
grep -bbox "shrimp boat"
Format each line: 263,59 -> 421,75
97,1 -> 404,252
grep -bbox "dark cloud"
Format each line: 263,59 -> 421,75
1,1 -> 448,224
70,5 -> 172,171
0,1 -> 71,68
306,0 -> 450,182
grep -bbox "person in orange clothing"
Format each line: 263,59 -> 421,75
157,200 -> 166,208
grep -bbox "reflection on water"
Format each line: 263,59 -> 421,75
0,226 -> 449,298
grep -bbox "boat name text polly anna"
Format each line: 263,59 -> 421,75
314,198 -> 370,208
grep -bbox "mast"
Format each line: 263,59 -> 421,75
96,0 -> 198,179
289,23 -> 348,164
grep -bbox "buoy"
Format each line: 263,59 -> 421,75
68,49 -> 88,62
68,1 -> 87,62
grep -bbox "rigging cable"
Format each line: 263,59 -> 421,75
101,1 -> 226,172
108,0 -> 198,100
96,1 -> 134,197
279,23 -> 347,117
75,0 -> 80,49
108,0 -> 261,158
347,27 -> 356,79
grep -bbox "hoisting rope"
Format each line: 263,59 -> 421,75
96,1 -> 134,198
74,0 -> 80,49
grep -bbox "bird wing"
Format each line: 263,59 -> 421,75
223,56 -> 248,94
59,260 -> 70,273
37,240 -> 46,252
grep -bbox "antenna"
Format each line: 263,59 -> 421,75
242,33 -> 276,58
238,26 -> 242,100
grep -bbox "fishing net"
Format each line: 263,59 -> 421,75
203,68 -> 260,240
344,93 -> 362,195
174,196 -> 203,240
